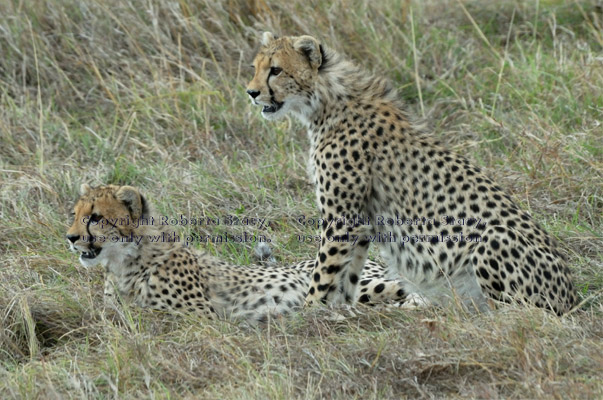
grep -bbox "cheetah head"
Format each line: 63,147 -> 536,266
66,184 -> 148,268
247,32 -> 322,120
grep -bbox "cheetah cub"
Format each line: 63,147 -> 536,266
247,32 -> 576,314
66,184 -> 406,322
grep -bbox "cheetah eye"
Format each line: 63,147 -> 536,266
270,66 -> 282,76
90,213 -> 102,223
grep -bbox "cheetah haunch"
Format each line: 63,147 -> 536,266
247,32 -> 576,315
66,184 -> 406,322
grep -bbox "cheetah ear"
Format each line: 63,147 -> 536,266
293,35 -> 322,70
80,183 -> 91,196
261,31 -> 276,46
115,186 -> 148,219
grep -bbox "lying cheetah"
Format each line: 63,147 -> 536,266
247,32 -> 576,314
66,184 -> 406,322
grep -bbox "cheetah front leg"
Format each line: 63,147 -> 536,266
102,271 -> 121,309
304,187 -> 371,305
305,220 -> 370,305
304,136 -> 373,306
356,277 -> 407,305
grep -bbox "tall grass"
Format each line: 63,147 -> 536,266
0,0 -> 601,398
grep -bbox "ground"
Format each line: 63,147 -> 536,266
0,0 -> 601,398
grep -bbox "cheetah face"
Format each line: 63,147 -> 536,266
66,184 -> 146,268
247,32 -> 322,121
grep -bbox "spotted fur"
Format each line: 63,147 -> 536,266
247,33 -> 576,315
66,184 -> 407,322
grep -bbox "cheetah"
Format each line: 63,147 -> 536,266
66,184 -> 406,322
246,32 -> 576,315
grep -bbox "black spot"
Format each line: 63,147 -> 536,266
327,265 -> 341,274
423,261 -> 433,273
317,284 -> 330,292
504,262 -> 514,273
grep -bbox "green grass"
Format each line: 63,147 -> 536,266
1,0 -> 602,398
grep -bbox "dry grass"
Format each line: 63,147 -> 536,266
0,0 -> 601,398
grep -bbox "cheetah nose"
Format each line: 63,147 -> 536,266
66,234 -> 79,243
246,89 -> 260,99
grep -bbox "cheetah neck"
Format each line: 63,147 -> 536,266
103,221 -> 180,279
292,45 -> 401,144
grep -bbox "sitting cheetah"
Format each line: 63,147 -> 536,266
246,32 -> 576,314
66,184 -> 406,322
